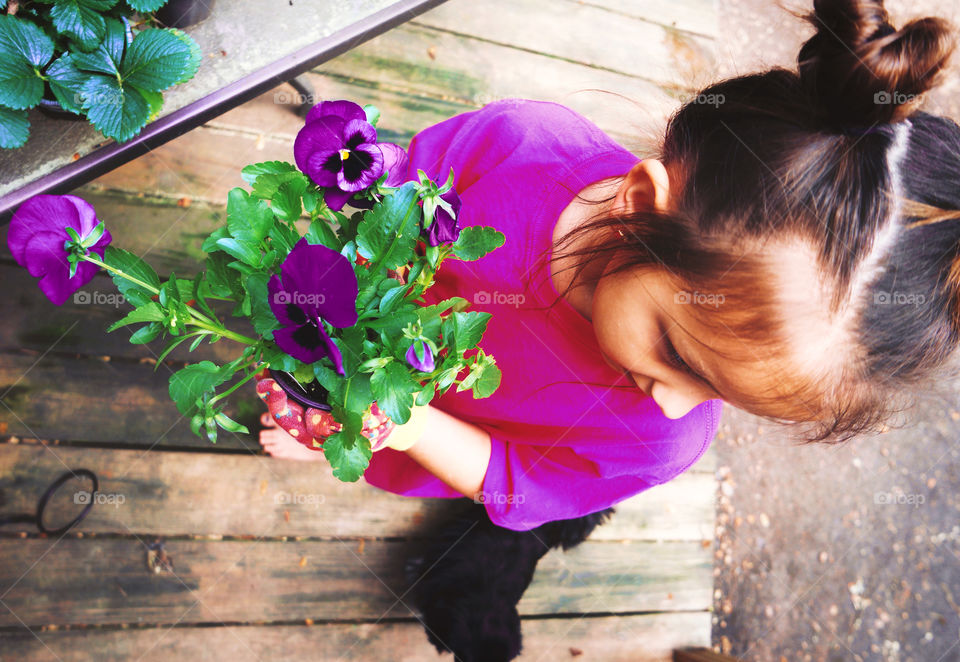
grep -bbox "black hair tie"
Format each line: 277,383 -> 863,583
0,469 -> 99,536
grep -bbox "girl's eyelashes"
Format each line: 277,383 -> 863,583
663,336 -> 692,373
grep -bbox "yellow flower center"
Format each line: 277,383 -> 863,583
338,149 -> 350,161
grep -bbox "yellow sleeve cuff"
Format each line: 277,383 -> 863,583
384,403 -> 431,451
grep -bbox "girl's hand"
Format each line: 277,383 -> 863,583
254,369 -> 426,452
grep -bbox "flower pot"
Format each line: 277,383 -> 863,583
37,99 -> 84,121
268,368 -> 333,411
155,0 -> 215,28
257,368 -> 395,450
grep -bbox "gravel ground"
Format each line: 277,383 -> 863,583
710,2 -> 960,660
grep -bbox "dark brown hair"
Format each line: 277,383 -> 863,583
545,0 -> 958,442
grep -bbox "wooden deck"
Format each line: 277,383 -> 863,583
0,0 -> 721,659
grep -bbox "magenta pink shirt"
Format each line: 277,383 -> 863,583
363,99 -> 721,530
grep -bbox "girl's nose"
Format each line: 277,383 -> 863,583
650,383 -> 709,419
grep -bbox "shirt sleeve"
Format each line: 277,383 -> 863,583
478,400 -> 721,531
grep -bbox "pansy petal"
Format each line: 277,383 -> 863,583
26,235 -> 99,305
304,149 -> 342,188
268,273 -> 309,327
342,118 -> 377,150
380,143 -> 409,187
63,194 -> 100,236
304,99 -> 366,126
323,187 -> 353,212
336,144 -> 384,192
280,239 -> 358,327
8,195 -> 81,267
316,322 -> 345,376
294,115 -> 345,178
19,230 -> 70,278
273,324 -> 325,364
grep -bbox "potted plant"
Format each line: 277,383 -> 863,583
0,0 -> 201,149
7,99 -> 505,481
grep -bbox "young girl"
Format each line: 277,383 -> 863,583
259,0 -> 957,654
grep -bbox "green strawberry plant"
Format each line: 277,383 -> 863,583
0,0 -> 200,148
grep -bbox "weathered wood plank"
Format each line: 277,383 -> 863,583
574,0 -> 718,37
0,265 -> 240,364
86,77 -> 476,205
0,537 -> 711,625
317,22 -> 681,134
0,611 -> 712,662
414,0 -> 717,88
0,353 -> 260,451
0,444 -> 715,541
87,20 -> 678,205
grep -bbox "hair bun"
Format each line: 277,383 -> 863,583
797,0 -> 955,127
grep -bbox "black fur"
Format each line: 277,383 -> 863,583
404,500 -> 615,662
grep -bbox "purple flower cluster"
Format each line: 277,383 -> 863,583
267,239 -> 358,375
294,100 -> 408,211
7,195 -> 112,305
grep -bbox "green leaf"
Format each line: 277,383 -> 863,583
270,177 -> 307,222
260,343 -> 300,373
45,53 -> 89,114
322,428 -> 370,482
214,411 -> 249,434
126,0 -> 166,11
80,75 -> 150,142
446,311 -> 491,354
129,321 -> 162,344
103,246 -> 161,301
50,0 -> 117,51
415,380 -> 435,406
356,182 -> 421,270
107,302 -> 165,331
167,28 -> 201,85
215,237 -> 261,266
201,226 -> 230,254
312,362 -> 345,401
0,14 -> 55,67
70,17 -> 123,76
0,15 -> 53,109
226,187 -> 274,244
168,360 -> 232,416
451,226 -> 506,261
363,104 -> 380,126
378,284 -> 408,315
204,250 -> 243,299
267,220 -> 299,256
244,272 -> 281,339
251,169 -> 306,200
370,362 -> 416,425
344,372 -> 374,414
241,160 -> 297,185
190,272 -> 217,320
154,333 -> 194,366
306,218 -> 340,250
472,362 -> 501,398
0,106 -> 29,148
121,27 -> 197,92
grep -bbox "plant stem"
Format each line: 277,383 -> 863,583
208,361 -> 260,406
80,253 -> 259,346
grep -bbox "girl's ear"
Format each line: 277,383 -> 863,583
614,159 -> 671,214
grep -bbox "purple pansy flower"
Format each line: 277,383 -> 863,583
7,195 -> 112,305
405,340 -> 435,372
293,100 -> 408,212
268,238 -> 359,375
425,178 -> 462,246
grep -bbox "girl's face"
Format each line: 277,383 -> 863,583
591,263 -> 725,418
590,238 -> 838,422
